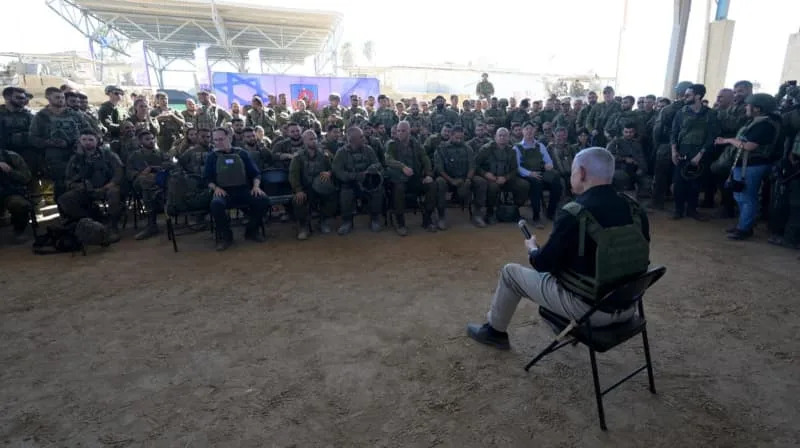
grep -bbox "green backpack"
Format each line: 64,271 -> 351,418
556,195 -> 650,303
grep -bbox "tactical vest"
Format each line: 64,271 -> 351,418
81,151 -> 115,188
0,109 -> 32,150
440,144 -> 470,178
736,115 -> 781,163
215,151 -> 247,188
516,143 -> 545,172
345,148 -> 371,173
555,196 -> 650,306
677,107 -> 713,147
484,144 -> 513,176
301,152 -> 328,186
654,101 -> 683,144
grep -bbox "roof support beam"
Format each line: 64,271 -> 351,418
44,0 -> 129,56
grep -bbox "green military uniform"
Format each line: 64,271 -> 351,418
127,147 -> 167,216
194,104 -> 222,130
366,135 -> 385,167
332,143 -> 383,225
242,142 -> 272,171
434,140 -> 482,217
343,105 -> 368,125
671,104 -> 719,216
271,137 -> 304,170
536,109 -> 559,125
385,138 -> 437,224
604,109 -> 642,140
484,107 -> 507,129
577,103 -> 594,130
289,110 -> 318,130
405,112 -> 432,137
321,104 -> 345,121
547,142 -> 575,177
0,149 -> 33,237
586,101 -> 621,146
459,110 -> 479,139
429,108 -> 460,135
59,147 -> 123,227
151,107 -> 185,153
607,137 -> 649,197
507,109 -> 530,127
467,135 -> 491,154
289,148 -> 337,229
247,108 -> 277,139
476,80 -> 495,100
651,99 -> 685,207
29,107 -> 89,200
126,115 -> 160,141
423,133 -> 450,160
322,137 -> 343,155
370,107 -> 399,131
98,101 -> 127,140
474,141 -> 528,216
0,104 -> 36,187
82,110 -> 105,138
717,104 -> 748,138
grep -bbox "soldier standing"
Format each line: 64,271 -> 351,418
151,92 -> 185,153
0,87 -> 36,194
434,125 -> 485,228
98,85 -> 127,140
332,127 -> 384,235
385,121 -> 437,235
585,86 -> 620,147
651,81 -> 693,210
605,95 -> 641,141
474,128 -> 529,224
577,91 -> 597,130
429,95 -> 460,135
476,73 -> 495,100
246,96 -> 276,139
290,129 -> 337,240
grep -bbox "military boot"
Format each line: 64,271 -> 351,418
320,218 -> 332,234
422,212 -> 437,232
297,222 -> 309,241
338,218 -> 354,235
394,213 -> 408,236
436,208 -> 447,231
135,213 -> 160,240
486,207 -> 498,225
370,214 -> 383,232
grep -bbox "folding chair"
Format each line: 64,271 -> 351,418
165,209 -> 209,252
262,168 -> 294,223
385,181 -> 423,227
524,265 -> 667,431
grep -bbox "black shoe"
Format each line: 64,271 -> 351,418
727,228 -> 753,240
245,231 -> 266,243
687,211 -> 708,222
466,323 -> 510,350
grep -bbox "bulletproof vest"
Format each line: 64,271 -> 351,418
301,151 -> 328,186
375,109 -> 395,129
736,115 -> 781,162
182,147 -> 209,175
555,196 -> 650,304
612,139 -> 637,159
430,109 -> 453,133
516,143 -> 545,172
677,106 -> 713,147
215,151 -> 247,187
345,147 -> 371,173
81,151 -> 115,188
460,111 -> 476,132
0,108 -> 32,150
484,144 -> 513,176
394,141 -> 420,172
655,101 -> 683,143
439,143 -> 470,178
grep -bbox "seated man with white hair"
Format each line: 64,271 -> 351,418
466,147 -> 651,350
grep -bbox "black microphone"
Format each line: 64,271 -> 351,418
518,219 -> 532,239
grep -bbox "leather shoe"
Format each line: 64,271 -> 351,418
466,323 -> 510,350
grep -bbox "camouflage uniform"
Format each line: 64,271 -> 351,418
343,105 -> 368,125
332,143 -> 384,222
127,147 -> 168,216
151,107 -> 185,153
585,101 -> 621,146
606,137 -> 650,197
651,99 -> 685,208
194,104 -> 222,130
476,80 -> 495,100
0,149 -> 33,235
429,108 -> 460,134
0,105 -> 37,187
474,141 -> 528,215
289,148 -> 337,227
385,138 -> 437,221
434,140 -> 482,216
59,147 -> 123,226
290,110 -> 319,130
405,112 -> 432,138
97,101 -> 127,140
321,104 -> 345,121
553,111 -> 578,142
370,107 -> 399,131
29,107 -> 90,200
271,137 -> 305,170
246,107 -> 277,139
126,115 -> 160,140
484,107 -> 507,129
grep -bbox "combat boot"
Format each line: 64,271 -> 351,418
297,222 -> 309,241
422,212 -> 437,232
471,206 -> 487,228
320,218 -> 332,234
436,208 -> 447,231
394,213 -> 408,236
370,214 -> 383,232
135,213 -> 160,240
486,207 -> 498,225
338,218 -> 353,235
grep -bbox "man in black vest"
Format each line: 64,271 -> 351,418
204,127 -> 268,251
466,147 -> 651,350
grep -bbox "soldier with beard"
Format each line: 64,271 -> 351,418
0,87 -> 36,194
475,128 -> 529,224
577,91 -> 597,131
423,123 -> 452,160
246,96 -> 277,139
429,95 -> 460,135
290,129 -> 337,240
537,98 -> 560,125
322,124 -> 343,155
271,122 -> 304,169
322,93 -> 345,121
126,99 -> 160,138
59,130 -> 123,242
607,123 -> 649,198
434,126 -> 485,228
72,92 -> 105,137
605,96 -> 642,142
405,102 -> 431,138
343,94 -> 368,126
333,126 -> 384,235
484,97 -> 507,129
127,130 -> 168,240
151,92 -> 185,153
460,99 -> 479,139
553,98 -> 577,143
241,127 -> 272,171
230,118 -> 246,147
370,94 -> 399,132
586,87 -> 620,147
385,121 -> 437,235
468,122 -> 492,153
29,87 -> 90,201
651,81 -> 693,210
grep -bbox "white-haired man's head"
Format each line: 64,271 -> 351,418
570,147 -> 615,194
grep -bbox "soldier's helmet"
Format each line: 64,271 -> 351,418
745,93 -> 777,114
481,73 -> 488,79
312,175 -> 337,196
360,168 -> 383,192
675,81 -> 693,96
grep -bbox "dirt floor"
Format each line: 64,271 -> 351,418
1,207 -> 799,447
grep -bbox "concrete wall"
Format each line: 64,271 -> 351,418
701,19 -> 735,100
781,32 -> 800,84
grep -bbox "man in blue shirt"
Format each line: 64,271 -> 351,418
204,127 -> 269,251
514,122 -> 563,227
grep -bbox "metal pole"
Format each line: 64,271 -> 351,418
663,0 -> 692,97
614,0 -> 629,91
697,0 -> 713,82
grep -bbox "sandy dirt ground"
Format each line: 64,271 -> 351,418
1,208 -> 799,447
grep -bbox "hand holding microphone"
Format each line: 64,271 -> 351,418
518,219 -> 539,255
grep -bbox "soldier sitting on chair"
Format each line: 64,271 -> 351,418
289,130 -> 337,241
474,128 -> 529,224
606,122 -> 649,198
127,130 -> 168,240
0,147 -> 33,244
434,125 -> 486,229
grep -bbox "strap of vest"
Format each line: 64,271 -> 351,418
561,202 -> 586,256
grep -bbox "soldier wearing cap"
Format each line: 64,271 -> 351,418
332,126 -> 384,235
289,129 -> 337,240
98,85 -> 127,140
476,73 -> 495,100
151,91 -> 185,153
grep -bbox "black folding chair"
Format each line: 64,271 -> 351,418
525,265 -> 667,431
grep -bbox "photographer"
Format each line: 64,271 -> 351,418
714,94 -> 781,240
466,147 -> 650,350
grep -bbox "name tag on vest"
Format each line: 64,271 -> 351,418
225,159 -> 234,165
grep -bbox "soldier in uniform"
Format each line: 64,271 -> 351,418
476,73 -> 495,100
74,92 -> 105,138
321,93 -> 345,121
515,122 -> 562,227
0,146 -> 33,243
246,96 -> 276,139
290,129 -> 337,240
385,121 -> 437,235
607,123 -> 649,198
405,103 -> 431,139
195,89 -> 223,130
484,97 -> 507,129
0,87 -> 36,195
423,123 -> 452,160
670,84 -> 719,220
585,86 -> 620,147
241,127 -> 272,172
332,126 -> 384,235
429,95 -> 460,135
509,122 -> 524,144
343,94 -> 368,126
474,128 -> 529,224
547,126 -> 574,177
126,99 -> 160,139
59,130 -> 123,242
468,122 -> 492,153
29,87 -> 90,201
289,99 -> 318,131
605,95 -> 642,141
577,91 -> 597,130
361,123 -> 386,166
322,124 -> 343,155
271,122 -> 304,169
150,92 -> 184,153
434,125 -> 485,228
537,98 -> 560,125
370,94 -> 400,132
460,99 -> 479,139
553,98 -> 577,143
713,86 -> 749,214
650,81 -> 693,210
98,85 -> 127,140
127,130 -> 168,240
203,127 -> 268,250
230,118 -> 246,147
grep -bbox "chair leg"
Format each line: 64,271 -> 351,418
589,348 -> 607,431
641,328 -> 657,394
166,217 -> 178,252
525,339 -> 560,371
